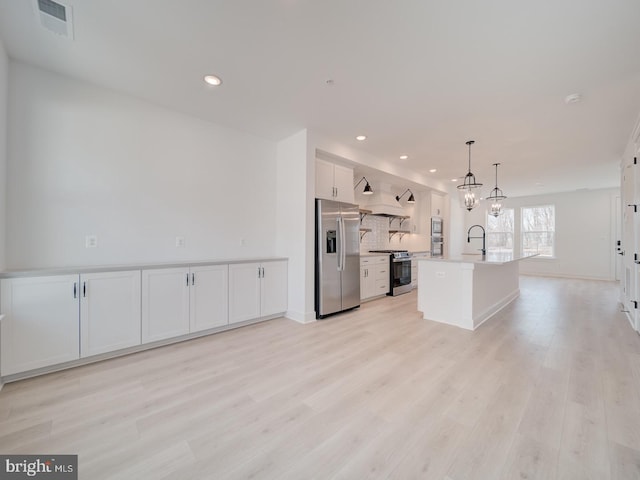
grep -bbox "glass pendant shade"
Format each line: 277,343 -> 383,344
457,140 -> 482,211
490,201 -> 503,217
461,188 -> 479,211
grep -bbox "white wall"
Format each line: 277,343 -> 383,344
0,40 -> 7,270
6,62 -> 278,268
276,130 -> 315,323
453,188 -> 619,280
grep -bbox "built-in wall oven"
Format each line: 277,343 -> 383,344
431,217 -> 444,257
369,250 -> 413,296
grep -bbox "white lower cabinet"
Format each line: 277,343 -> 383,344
0,259 -> 283,379
141,265 -> 230,343
360,256 -> 389,300
142,267 -> 190,343
1,275 -> 80,376
80,270 -> 141,357
189,265 -> 229,332
229,261 -> 287,324
1,271 -> 142,376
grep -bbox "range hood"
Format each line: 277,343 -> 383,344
361,183 -> 407,217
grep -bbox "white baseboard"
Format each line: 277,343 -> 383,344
473,289 -> 520,330
285,310 -> 316,324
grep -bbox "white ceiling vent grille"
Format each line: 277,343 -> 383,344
33,0 -> 74,39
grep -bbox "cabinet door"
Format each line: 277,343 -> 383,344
80,270 -> 141,357
260,261 -> 288,317
190,265 -> 229,332
229,263 -> 261,324
315,159 -> 336,200
1,275 -> 79,376
360,267 -> 369,300
333,164 -> 354,204
141,268 -> 190,343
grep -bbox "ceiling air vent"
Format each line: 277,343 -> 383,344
34,0 -> 74,39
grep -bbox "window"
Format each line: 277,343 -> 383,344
521,205 -> 555,257
486,208 -> 514,254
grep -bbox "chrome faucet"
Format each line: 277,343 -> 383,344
467,224 -> 486,256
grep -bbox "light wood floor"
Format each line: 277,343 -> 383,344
1,276 -> 640,479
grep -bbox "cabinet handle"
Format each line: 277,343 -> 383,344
258,267 -> 261,278
83,281 -> 86,298
73,282 -> 77,299
186,273 -> 189,286
192,273 -> 195,285
262,267 -> 265,277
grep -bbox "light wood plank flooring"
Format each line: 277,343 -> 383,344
1,276 -> 640,479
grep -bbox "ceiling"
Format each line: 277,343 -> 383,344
1,0 -> 640,197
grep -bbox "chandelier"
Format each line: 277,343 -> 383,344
487,163 -> 507,217
457,140 -> 482,211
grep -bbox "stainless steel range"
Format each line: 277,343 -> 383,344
368,250 -> 413,296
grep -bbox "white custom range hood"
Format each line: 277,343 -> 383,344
361,184 -> 406,217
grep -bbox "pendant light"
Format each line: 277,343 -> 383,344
487,163 -> 507,217
457,140 -> 482,211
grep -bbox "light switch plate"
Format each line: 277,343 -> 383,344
175,236 -> 185,248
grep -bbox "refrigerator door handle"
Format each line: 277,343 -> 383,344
341,216 -> 347,271
336,217 -> 343,271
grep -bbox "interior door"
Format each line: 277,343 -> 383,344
634,151 -> 640,332
623,161 -> 637,328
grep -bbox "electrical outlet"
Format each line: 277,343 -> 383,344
85,235 -> 98,248
175,236 -> 185,248
436,271 -> 445,278
240,237 -> 246,246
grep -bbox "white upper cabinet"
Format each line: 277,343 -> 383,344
142,267 -> 190,343
1,275 -> 80,376
431,192 -> 445,217
80,270 -> 141,357
315,159 -> 354,204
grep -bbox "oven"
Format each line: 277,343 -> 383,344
391,253 -> 412,295
431,216 -> 444,257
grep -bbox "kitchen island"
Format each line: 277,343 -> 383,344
417,253 -> 536,330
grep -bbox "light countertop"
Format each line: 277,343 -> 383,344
417,252 -> 538,265
0,257 -> 288,278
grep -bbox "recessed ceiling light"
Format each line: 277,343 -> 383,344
564,93 -> 581,104
451,178 -> 458,182
399,155 -> 409,160
204,75 -> 222,86
356,135 -> 367,141
429,169 -> 437,173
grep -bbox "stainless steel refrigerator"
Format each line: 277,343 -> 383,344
315,199 -> 361,318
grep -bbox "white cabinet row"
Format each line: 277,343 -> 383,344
0,260 -> 287,377
360,255 -> 389,300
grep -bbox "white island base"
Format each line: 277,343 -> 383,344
417,254 -> 533,330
